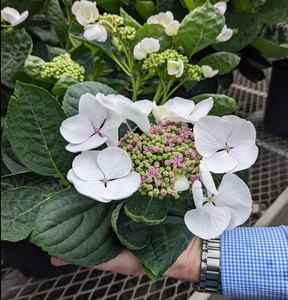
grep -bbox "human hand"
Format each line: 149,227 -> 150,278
51,238 -> 201,282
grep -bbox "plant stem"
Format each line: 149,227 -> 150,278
165,79 -> 187,100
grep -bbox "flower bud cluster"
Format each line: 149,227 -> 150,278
98,13 -> 124,30
118,26 -> 137,41
40,54 -> 85,81
186,64 -> 203,81
119,122 -> 200,199
142,49 -> 189,72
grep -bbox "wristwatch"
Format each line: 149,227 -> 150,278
195,238 -> 222,294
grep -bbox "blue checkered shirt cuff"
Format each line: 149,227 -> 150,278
220,226 -> 288,300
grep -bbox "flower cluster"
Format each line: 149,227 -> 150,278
98,13 -> 124,29
40,54 -> 85,81
186,65 -> 204,81
120,122 -> 200,198
142,49 -> 188,71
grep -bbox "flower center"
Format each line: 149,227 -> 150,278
119,122 -> 201,199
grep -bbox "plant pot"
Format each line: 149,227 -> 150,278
264,59 -> 288,137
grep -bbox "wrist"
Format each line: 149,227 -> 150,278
165,238 -> 201,282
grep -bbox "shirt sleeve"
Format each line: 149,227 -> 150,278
220,226 -> 288,300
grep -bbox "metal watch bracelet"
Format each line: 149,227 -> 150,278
195,238 -> 222,294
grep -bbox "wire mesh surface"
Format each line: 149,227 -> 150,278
2,71 -> 288,300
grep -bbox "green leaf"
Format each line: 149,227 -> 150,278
253,37 -> 288,59
135,0 -> 156,19
176,1 -> 225,57
192,93 -> 238,116
134,216 -> 193,279
184,0 -> 205,11
124,194 -> 168,225
31,188 -> 122,266
167,191 -> 194,217
120,8 -> 141,29
45,0 -> 68,44
198,52 -> 240,75
135,24 -> 171,49
112,203 -> 150,250
258,0 -> 288,24
52,75 -> 79,98
214,11 -> 263,52
1,0 -> 48,14
6,82 -> 72,180
1,29 -> 32,87
97,0 -> 122,13
63,81 -> 116,116
1,186 -> 56,242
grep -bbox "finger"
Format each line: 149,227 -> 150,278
51,257 -> 69,267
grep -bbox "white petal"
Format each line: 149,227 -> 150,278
133,43 -> 147,60
72,0 -> 99,26
165,20 -> 180,36
72,151 -> 103,181
203,151 -> 238,173
194,116 -> 232,157
84,23 -> 107,42
79,93 -> 107,129
71,1 -> 81,15
175,175 -> 190,192
201,65 -> 219,78
229,144 -> 259,172
97,147 -> 132,180
216,25 -> 233,42
165,97 -> 195,120
141,38 -> 160,54
214,2 -> 227,15
60,115 -> 94,144
214,174 -> 252,229
101,126 -> 119,146
67,169 -> 109,203
134,100 -> 154,116
167,60 -> 184,78
100,94 -> 151,133
66,134 -> 107,153
188,97 -> 214,123
184,206 -> 231,239
199,162 -> 218,195
9,10 -> 29,26
1,7 -> 20,25
223,115 -> 256,147
103,172 -> 141,200
192,180 -> 205,208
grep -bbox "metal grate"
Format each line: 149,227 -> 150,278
2,71 -> 288,300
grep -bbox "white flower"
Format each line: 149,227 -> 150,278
133,38 -> 160,60
68,147 -> 141,202
145,97 -> 214,124
174,175 -> 190,192
184,166 -> 252,239
167,60 -> 184,78
83,23 -> 108,42
1,7 -> 28,26
72,0 -> 99,27
214,2 -> 227,15
201,65 -> 219,78
147,11 -> 180,36
216,25 -> 233,42
60,93 -> 121,153
194,115 -> 259,174
96,94 -> 151,133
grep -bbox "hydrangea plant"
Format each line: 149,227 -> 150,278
2,0 -> 285,279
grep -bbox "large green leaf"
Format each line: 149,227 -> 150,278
214,11 -> 263,52
125,194 -> 168,225
120,8 -> 141,29
198,52 -> 241,75
31,189 -> 122,266
253,37 -> 288,59
45,0 -> 68,44
7,82 -> 72,180
134,216 -> 193,279
176,1 -> 225,57
62,81 -> 116,116
192,93 -> 238,116
1,29 -> 32,87
1,185 -> 58,242
112,203 -> 150,250
258,0 -> 288,24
